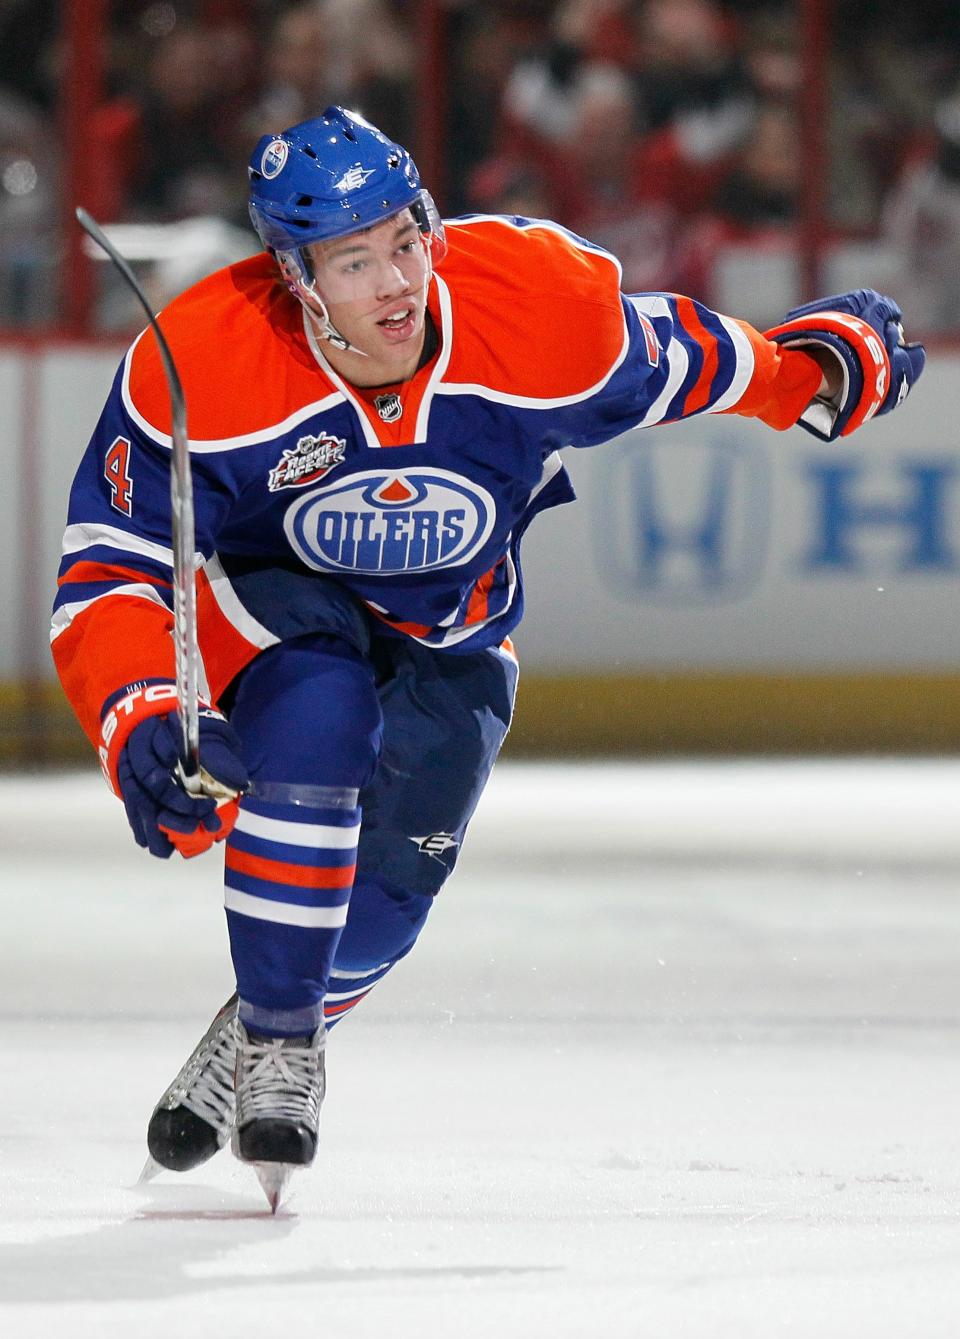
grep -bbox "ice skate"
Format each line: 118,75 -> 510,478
231,1021 -> 326,1213
145,994 -> 238,1173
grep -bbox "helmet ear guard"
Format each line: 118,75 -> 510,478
276,249 -> 308,288
412,191 -> 447,267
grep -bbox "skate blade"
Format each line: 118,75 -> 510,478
138,1155 -> 165,1185
254,1162 -> 294,1214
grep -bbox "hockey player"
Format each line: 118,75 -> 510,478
53,107 -> 925,1209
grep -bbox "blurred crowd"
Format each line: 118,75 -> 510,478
3,0 -> 960,331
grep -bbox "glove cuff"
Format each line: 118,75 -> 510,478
98,681 -> 216,797
159,799 -> 240,858
765,310 -> 893,441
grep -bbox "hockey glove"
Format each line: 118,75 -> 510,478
101,682 -> 248,859
764,289 -> 926,442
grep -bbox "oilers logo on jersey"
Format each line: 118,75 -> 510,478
283,469 -> 496,574
267,434 -> 347,491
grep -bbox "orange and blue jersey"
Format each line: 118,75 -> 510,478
52,214 -> 823,746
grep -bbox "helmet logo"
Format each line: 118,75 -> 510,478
261,139 -> 289,179
334,164 -> 375,193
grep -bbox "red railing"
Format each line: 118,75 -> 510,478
61,0 -> 108,336
799,0 -> 830,299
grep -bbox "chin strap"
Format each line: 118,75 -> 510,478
276,252 -> 368,356
304,301 -> 366,356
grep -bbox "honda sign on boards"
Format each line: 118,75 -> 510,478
518,357 -> 960,670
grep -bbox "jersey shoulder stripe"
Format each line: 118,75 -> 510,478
125,253 -> 338,446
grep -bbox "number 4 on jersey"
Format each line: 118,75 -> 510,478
104,436 -> 133,515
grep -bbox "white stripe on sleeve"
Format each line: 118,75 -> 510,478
706,314 -> 756,414
202,554 -> 280,652
636,338 -> 690,427
61,521 -> 203,569
50,583 -> 170,642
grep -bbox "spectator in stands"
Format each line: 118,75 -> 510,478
671,98 -> 802,317
465,154 -> 560,220
0,88 -> 58,325
503,0 -> 637,150
244,3 -> 331,138
883,90 -> 960,332
560,63 -> 679,289
504,56 -> 690,292
320,0 -> 415,145
710,99 -> 800,231
245,0 -> 415,150
634,0 -> 751,136
124,23 -> 243,221
503,0 -> 753,220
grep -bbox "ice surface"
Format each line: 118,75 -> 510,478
3,760 -> 960,1337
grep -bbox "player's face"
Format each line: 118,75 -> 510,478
306,212 -> 430,380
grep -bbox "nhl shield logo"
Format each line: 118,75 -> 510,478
268,434 -> 346,491
374,392 -> 403,423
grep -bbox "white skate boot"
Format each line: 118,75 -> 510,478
232,1021 -> 326,1212
143,994 -> 238,1176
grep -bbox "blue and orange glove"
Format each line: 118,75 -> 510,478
765,289 -> 926,442
99,681 -> 248,859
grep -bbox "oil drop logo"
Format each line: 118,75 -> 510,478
284,469 -> 496,574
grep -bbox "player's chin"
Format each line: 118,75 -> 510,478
369,316 -> 420,369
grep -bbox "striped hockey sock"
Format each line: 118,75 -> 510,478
224,789 -> 361,1037
322,877 -> 435,1028
323,959 -> 399,1027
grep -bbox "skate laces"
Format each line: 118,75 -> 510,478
159,998 -> 237,1135
236,1030 -> 325,1130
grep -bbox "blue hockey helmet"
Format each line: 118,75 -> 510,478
248,106 -> 445,268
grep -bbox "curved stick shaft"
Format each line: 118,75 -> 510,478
75,208 -> 201,791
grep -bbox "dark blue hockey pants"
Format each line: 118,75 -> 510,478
222,630 -> 518,1036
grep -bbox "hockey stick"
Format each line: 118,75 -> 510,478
76,208 -> 206,795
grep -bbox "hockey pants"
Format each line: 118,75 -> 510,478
222,631 -> 518,1036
